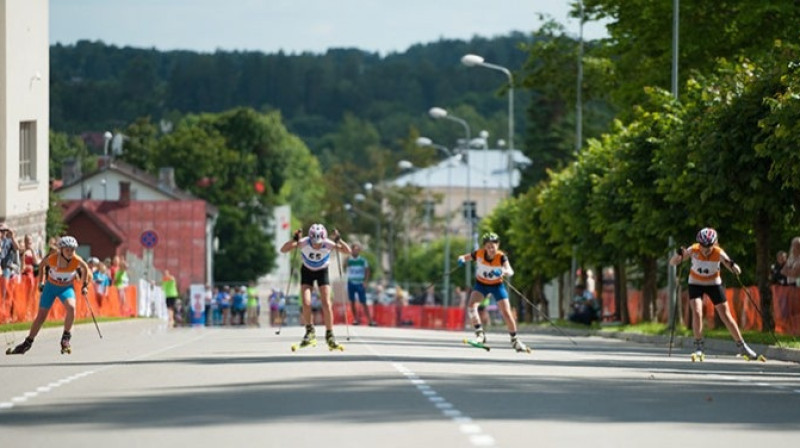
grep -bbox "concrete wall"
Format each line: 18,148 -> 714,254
0,0 -> 49,251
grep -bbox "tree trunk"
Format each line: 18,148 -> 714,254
616,262 -> 629,324
641,256 -> 657,322
755,212 -> 775,332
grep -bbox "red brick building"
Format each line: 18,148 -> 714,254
57,159 -> 218,294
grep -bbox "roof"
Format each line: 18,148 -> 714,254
57,158 -> 219,217
392,149 -> 531,190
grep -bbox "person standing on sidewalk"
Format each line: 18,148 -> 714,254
346,243 -> 375,326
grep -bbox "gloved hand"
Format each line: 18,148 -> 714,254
492,268 -> 503,278
332,229 -> 341,243
82,285 -> 89,296
38,283 -> 45,293
457,256 -> 465,267
293,229 -> 302,242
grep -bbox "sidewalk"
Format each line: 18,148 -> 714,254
526,325 -> 800,363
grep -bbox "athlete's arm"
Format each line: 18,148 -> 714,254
720,251 -> 742,275
669,246 -> 689,265
335,239 -> 352,255
501,256 -> 514,277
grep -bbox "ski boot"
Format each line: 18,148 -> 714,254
325,330 -> 344,352
60,331 -> 72,354
737,341 -> 766,362
511,336 -> 531,354
690,338 -> 704,362
475,328 -> 487,344
6,337 -> 33,355
291,325 -> 317,352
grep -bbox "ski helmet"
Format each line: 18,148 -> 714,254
58,236 -> 79,249
482,232 -> 500,243
308,223 -> 327,243
696,227 -> 718,247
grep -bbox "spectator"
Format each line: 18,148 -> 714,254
0,223 -> 21,280
568,284 -> 600,326
212,286 -> 223,325
771,250 -> 789,286
232,286 -> 247,325
246,282 -> 259,326
20,234 -> 42,284
114,259 -> 130,315
346,243 -> 375,326
781,237 -> 800,286
218,285 -> 232,325
162,270 -> 180,327
93,262 -> 111,296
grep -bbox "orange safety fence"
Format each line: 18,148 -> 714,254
0,275 -> 137,324
329,303 -> 466,330
600,284 -> 800,336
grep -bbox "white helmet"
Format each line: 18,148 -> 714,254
59,236 -> 79,249
308,223 -> 327,243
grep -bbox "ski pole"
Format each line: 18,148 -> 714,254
668,259 -> 684,357
275,245 -> 298,336
504,279 -> 578,346
83,289 -> 103,339
333,229 -> 350,341
733,274 -> 781,347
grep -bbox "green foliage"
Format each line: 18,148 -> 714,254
48,130 -> 96,179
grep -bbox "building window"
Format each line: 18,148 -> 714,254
19,121 -> 37,182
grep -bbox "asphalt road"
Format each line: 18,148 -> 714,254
1,320 -> 798,448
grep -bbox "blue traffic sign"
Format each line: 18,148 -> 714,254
140,230 -> 159,249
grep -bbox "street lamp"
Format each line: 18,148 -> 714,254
417,136 -> 456,307
428,107 -> 474,290
103,131 -> 113,156
461,53 -> 514,196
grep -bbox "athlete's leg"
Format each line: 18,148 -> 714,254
347,284 -> 359,324
25,307 -> 50,340
319,284 -> 334,331
467,289 -> 485,327
715,301 -> 744,342
63,297 -> 76,334
496,298 -> 518,334
689,297 -> 704,340
300,283 -> 313,326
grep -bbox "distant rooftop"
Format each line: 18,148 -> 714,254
392,148 -> 531,190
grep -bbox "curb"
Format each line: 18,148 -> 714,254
525,326 -> 800,364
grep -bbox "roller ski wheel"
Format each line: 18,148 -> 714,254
60,332 -> 72,355
291,338 -> 317,352
326,339 -> 344,352
512,338 -> 531,354
741,353 -> 767,362
463,338 -> 490,352
690,351 -> 705,362
325,332 -> 344,352
6,338 -> 33,355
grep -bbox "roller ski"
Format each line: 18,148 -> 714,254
325,330 -> 344,352
511,336 -> 531,354
6,337 -> 33,355
463,338 -> 491,352
737,341 -> 766,362
60,331 -> 72,355
290,325 -> 317,352
690,339 -> 705,362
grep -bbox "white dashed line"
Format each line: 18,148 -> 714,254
391,361 -> 496,447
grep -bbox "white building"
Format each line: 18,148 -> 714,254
0,0 -> 49,245
391,148 -> 531,241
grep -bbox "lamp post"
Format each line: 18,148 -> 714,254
428,107 -> 473,289
416,137 -> 455,307
353,193 -> 384,282
461,54 -> 514,196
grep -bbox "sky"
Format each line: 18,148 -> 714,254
49,0 -> 609,55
